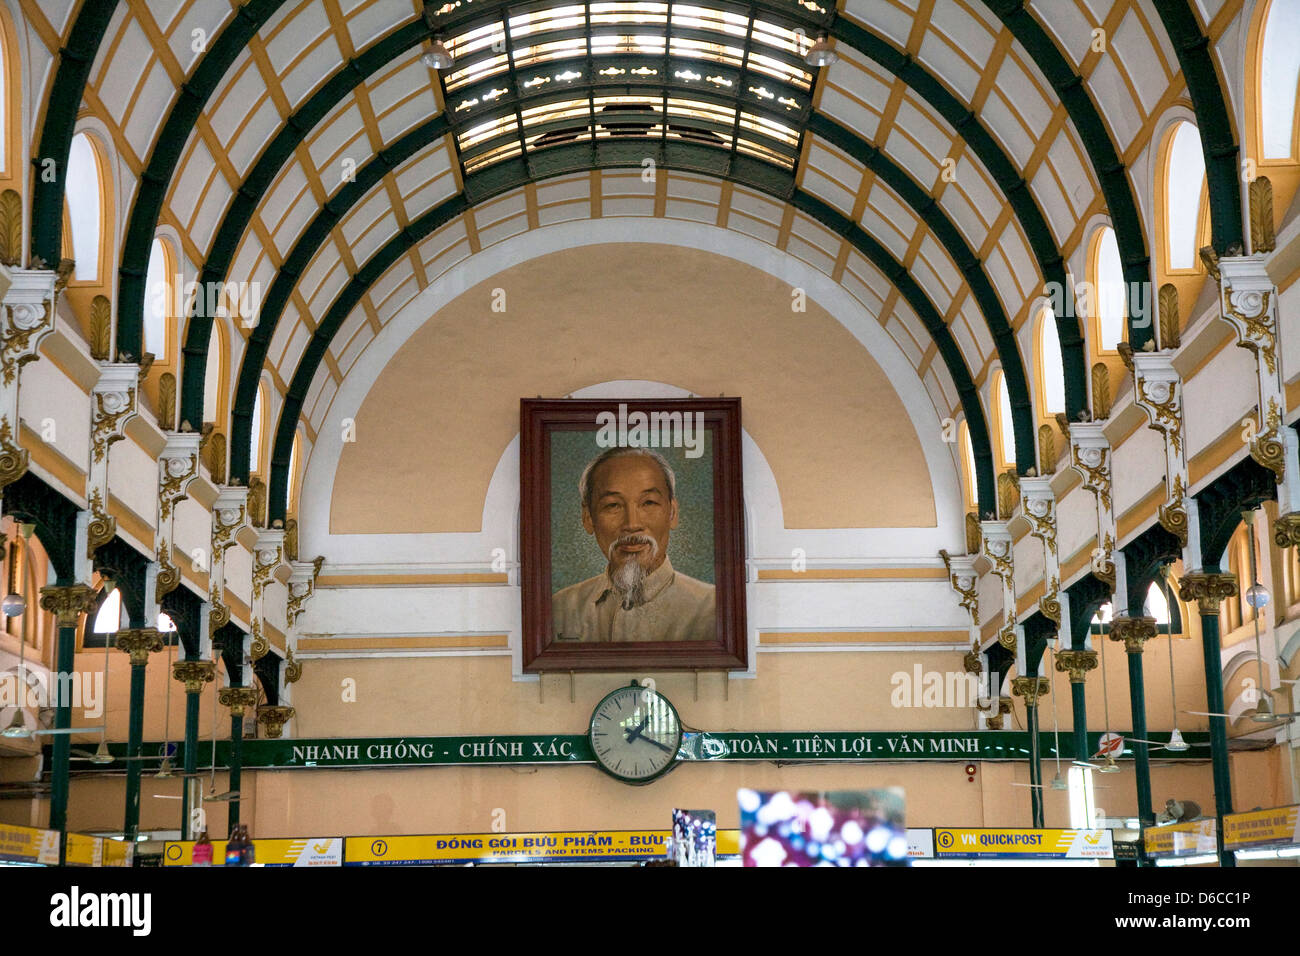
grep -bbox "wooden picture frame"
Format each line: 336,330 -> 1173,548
520,397 -> 747,672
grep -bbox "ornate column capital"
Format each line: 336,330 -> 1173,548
986,697 -> 1013,729
212,485 -> 250,556
1055,648 -> 1098,683
1011,675 -> 1050,702
1068,422 -> 1112,511
38,583 -> 97,626
252,528 -> 285,603
173,658 -> 216,694
1108,615 -> 1158,654
115,627 -> 164,666
218,685 -> 260,718
255,704 -> 295,739
1275,513 -> 1300,549
1178,571 -> 1238,614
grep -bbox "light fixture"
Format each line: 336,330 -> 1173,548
422,37 -> 454,70
1161,570 -> 1190,751
1097,753 -> 1120,774
1165,727 -> 1190,752
1,593 -> 24,617
1,711 -> 30,738
1244,581 -> 1270,610
804,34 -> 837,67
1049,771 -> 1067,791
88,740 -> 114,765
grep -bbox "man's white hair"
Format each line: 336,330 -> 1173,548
579,447 -> 677,512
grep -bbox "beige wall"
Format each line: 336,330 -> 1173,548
331,244 -> 936,533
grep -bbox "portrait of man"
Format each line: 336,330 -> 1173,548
520,397 -> 747,671
552,447 -> 716,643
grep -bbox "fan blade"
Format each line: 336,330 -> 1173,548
203,790 -> 240,802
1183,710 -> 1232,718
33,726 -> 107,736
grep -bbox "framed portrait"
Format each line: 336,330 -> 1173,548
520,397 -> 747,672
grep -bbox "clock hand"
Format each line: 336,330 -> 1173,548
625,715 -> 651,744
642,736 -> 676,755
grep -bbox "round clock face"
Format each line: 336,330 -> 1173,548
588,684 -> 683,784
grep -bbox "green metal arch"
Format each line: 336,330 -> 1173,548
113,2 -> 1087,459
1151,0 -> 1244,255
28,0 -> 122,267
259,157 -> 999,523
982,0 -> 1154,349
225,94 -> 1034,508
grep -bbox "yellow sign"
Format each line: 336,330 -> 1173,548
1224,805 -> 1300,850
934,828 -> 1113,859
163,837 -> 343,866
65,833 -> 102,867
345,830 -> 672,865
0,823 -> 59,865
1144,818 -> 1217,857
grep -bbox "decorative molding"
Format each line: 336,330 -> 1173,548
1248,176 -> 1275,254
38,583 -> 96,626
1108,615 -> 1157,654
114,627 -> 164,666
1178,571 -> 1238,615
86,365 -> 139,562
173,658 -> 215,694
284,647 -> 302,684
1274,513 -> 1300,549
0,269 -> 58,500
1158,283 -> 1180,350
1132,351 -> 1190,553
1037,424 -> 1056,476
1068,421 -> 1116,590
1010,675 -> 1049,701
1055,648 -> 1097,683
256,704 -> 295,739
218,685 -> 260,718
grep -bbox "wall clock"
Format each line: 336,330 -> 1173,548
588,682 -> 683,784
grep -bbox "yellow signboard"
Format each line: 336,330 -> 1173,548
0,823 -> 60,865
65,833 -> 102,867
345,830 -> 672,865
1144,818 -> 1216,857
934,828 -> 1113,859
1224,805 -> 1300,850
163,837 -> 343,866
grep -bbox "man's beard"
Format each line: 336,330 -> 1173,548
607,533 -> 660,610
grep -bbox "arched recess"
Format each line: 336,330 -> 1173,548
258,175 -> 999,524
97,0 -> 1089,451
981,1 -> 1155,347
27,0 -> 120,267
1150,0 -> 1245,255
1244,0 -> 1300,233
0,2 -> 24,196
1035,302 -> 1065,425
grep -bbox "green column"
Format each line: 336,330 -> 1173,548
1056,649 -> 1097,769
1110,617 -> 1157,841
1180,571 -> 1238,867
217,685 -> 257,833
37,584 -> 96,858
1012,676 -> 1048,827
173,659 -> 214,837
116,629 -> 163,842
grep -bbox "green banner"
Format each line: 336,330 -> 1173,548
53,730 -> 1211,771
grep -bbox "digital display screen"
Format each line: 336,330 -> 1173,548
738,788 -> 908,867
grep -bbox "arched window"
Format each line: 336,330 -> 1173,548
994,371 -> 1016,469
959,421 -> 977,510
202,321 -> 226,425
287,430 -> 302,515
1162,122 -> 1207,272
250,384 -> 266,475
1260,0 -> 1300,159
1091,226 -> 1125,351
92,588 -> 124,633
65,133 -> 104,281
144,239 -> 173,360
1037,304 -> 1065,417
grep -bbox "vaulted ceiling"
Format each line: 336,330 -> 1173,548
28,0 -> 1246,521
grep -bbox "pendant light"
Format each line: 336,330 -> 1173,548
1243,511 -> 1277,722
803,33 -> 838,67
1097,618 -> 1120,773
2,529 -> 32,737
155,621 -> 175,778
1048,641 -> 1067,790
422,37 -> 454,70
88,596 -> 115,764
1161,567 -> 1190,751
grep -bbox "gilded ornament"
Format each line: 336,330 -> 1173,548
114,627 -> 164,666
89,295 -> 112,361
284,647 -> 302,684
249,619 -> 270,662
218,685 -> 260,718
0,417 -> 29,491
965,512 -> 981,555
1135,374 -> 1183,457
1223,288 -> 1276,376
1249,176 -> 1275,254
1091,362 -> 1112,418
1071,440 -> 1112,512
173,658 -> 216,694
1157,474 -> 1188,547
1158,283 -> 1180,349
1199,245 -> 1220,281
1040,578 -> 1061,624
285,517 -> 299,562
1248,398 -> 1285,483
0,190 -> 22,267
997,470 -> 1019,520
158,373 -> 177,431
962,644 -> 982,675
208,598 -> 231,635
154,542 -> 180,601
1274,513 -> 1300,549
38,583 -> 97,626
247,476 -> 267,528
1037,424 -> 1056,476
1055,648 -> 1098,683
2,299 -> 55,387
86,488 -> 116,560
998,623 -> 1017,652
159,452 -> 198,520
1178,571 -> 1238,615
1011,675 -> 1050,702
202,430 -> 227,484
91,388 -> 137,464
1108,615 -> 1157,654
256,705 -> 296,739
